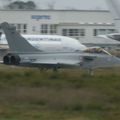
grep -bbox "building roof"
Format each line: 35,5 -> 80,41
0,9 -> 110,12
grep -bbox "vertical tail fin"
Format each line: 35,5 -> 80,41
106,0 -> 120,32
1,22 -> 39,53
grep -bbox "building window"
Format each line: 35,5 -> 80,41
50,24 -> 57,34
79,29 -> 85,36
40,24 -> 57,34
41,24 -> 48,34
93,29 -> 116,36
32,26 -> 36,32
11,23 -> 27,34
62,29 -> 85,37
62,29 -> 68,36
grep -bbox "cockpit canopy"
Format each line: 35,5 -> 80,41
84,47 -> 111,55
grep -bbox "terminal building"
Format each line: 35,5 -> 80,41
0,9 -> 120,47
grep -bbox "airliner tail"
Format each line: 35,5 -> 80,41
106,0 -> 120,32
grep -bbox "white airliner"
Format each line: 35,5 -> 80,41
1,22 -> 120,72
0,34 -> 86,52
99,0 -> 120,42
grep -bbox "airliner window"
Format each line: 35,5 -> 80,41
107,34 -> 120,41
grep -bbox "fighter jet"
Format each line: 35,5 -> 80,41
1,22 -> 120,73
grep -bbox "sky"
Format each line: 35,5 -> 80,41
0,0 -> 108,10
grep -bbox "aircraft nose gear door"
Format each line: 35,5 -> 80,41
79,57 -> 83,66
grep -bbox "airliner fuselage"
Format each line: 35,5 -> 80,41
0,34 -> 87,52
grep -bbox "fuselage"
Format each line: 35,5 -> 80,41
1,22 -> 120,70
0,34 -> 87,52
99,33 -> 120,42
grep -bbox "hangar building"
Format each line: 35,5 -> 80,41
0,9 -> 119,47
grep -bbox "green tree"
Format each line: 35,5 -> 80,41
6,1 -> 36,9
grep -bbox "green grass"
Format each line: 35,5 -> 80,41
0,64 -> 119,120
